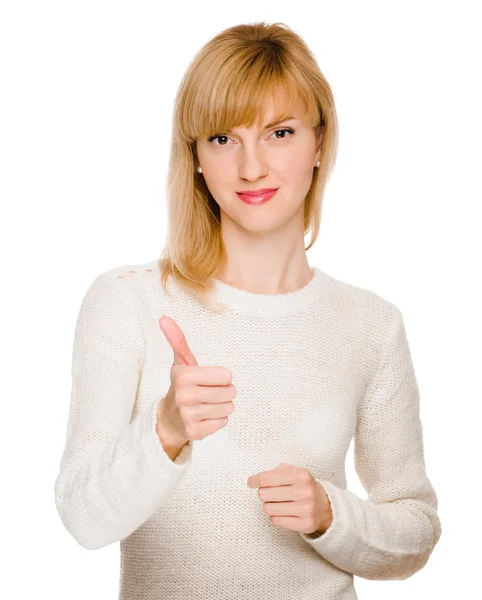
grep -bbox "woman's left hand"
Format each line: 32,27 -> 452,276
247,462 -> 333,535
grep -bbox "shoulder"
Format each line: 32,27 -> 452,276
95,258 -> 160,284
319,269 -> 402,339
75,259 -> 162,329
71,261 -> 162,358
322,269 -> 400,315
319,270 -> 406,386
89,258 -> 162,298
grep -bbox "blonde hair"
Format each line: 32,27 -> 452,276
159,20 -> 339,312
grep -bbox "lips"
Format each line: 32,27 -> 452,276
235,189 -> 278,204
236,188 -> 278,196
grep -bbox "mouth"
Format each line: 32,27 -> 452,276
236,188 -> 278,196
235,188 -> 279,205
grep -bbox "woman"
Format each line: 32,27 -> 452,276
54,21 -> 442,599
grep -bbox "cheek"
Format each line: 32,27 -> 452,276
203,160 -> 235,188
202,170 -> 230,196
277,151 -> 313,179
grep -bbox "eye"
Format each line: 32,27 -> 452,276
271,127 -> 295,140
207,127 -> 295,146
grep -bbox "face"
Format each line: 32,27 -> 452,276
195,93 -> 323,234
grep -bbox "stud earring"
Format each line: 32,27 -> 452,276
315,161 -> 320,168
197,166 -> 203,173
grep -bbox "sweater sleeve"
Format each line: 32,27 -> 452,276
299,306 -> 442,580
53,271 -> 193,551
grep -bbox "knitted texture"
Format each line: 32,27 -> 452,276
54,259 -> 442,599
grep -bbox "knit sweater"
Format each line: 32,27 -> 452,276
53,258 -> 442,600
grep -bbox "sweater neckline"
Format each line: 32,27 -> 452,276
209,266 -> 328,314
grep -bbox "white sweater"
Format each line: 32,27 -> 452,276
54,258 -> 442,599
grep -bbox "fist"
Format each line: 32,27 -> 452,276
247,463 -> 333,535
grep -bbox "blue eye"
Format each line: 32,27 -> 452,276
207,127 -> 295,146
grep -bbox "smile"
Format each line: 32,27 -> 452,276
235,189 -> 278,204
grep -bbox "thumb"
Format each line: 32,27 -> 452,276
158,315 -> 199,367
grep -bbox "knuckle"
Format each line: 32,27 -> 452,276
176,371 -> 191,387
176,388 -> 196,405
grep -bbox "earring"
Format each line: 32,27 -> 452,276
315,161 -> 320,168
197,166 -> 203,173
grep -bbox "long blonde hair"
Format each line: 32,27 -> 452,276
159,21 -> 339,311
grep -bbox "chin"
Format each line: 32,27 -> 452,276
238,213 -> 297,234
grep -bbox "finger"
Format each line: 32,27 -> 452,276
264,501 -> 303,517
247,469 -> 296,489
173,373 -> 234,403
159,315 -> 199,367
258,485 -> 299,502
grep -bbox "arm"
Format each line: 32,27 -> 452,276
53,271 -> 193,551
300,306 -> 442,580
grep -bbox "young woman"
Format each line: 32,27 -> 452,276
54,20 -> 442,600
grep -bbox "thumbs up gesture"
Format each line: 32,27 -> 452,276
156,316 -> 236,450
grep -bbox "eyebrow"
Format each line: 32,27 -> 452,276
227,116 -> 299,133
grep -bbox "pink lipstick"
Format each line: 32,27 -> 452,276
235,189 -> 278,204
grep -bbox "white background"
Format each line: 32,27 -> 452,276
1,1 -> 480,598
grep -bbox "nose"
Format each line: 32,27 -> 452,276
238,144 -> 269,181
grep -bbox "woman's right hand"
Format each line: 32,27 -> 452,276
156,315 -> 236,446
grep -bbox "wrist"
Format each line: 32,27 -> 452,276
156,400 -> 187,449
